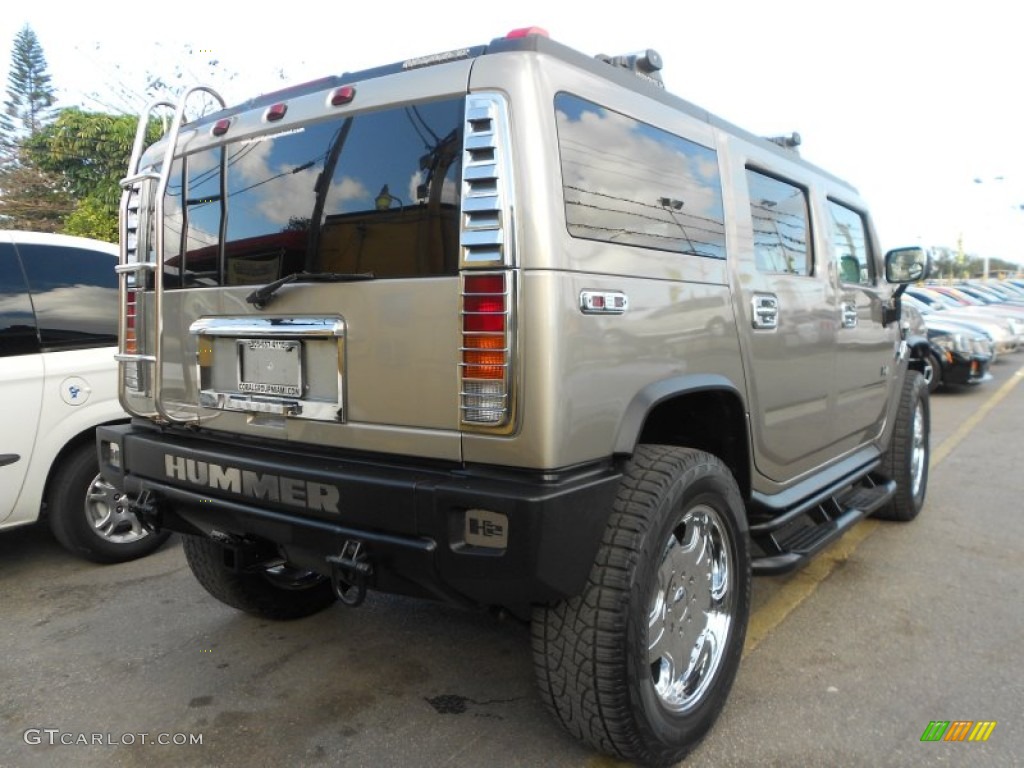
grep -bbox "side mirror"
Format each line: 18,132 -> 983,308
885,246 -> 930,284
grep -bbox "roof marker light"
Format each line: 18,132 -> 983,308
212,118 -> 231,136
506,26 -> 549,39
265,103 -> 287,122
330,86 -> 356,106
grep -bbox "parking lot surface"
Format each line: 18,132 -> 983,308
2,363 -> 1022,768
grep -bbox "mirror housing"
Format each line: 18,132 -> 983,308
885,246 -> 930,284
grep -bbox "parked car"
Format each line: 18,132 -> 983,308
904,304 -> 991,392
0,230 -> 170,562
903,294 -> 1002,361
907,287 -> 1022,353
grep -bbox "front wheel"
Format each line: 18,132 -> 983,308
182,535 -> 337,620
876,371 -> 930,521
532,445 -> 750,766
919,349 -> 942,394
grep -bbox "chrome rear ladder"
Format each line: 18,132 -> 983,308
117,87 -> 225,423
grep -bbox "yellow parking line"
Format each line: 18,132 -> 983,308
744,363 -> 1024,656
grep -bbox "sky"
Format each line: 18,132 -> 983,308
3,0 -> 1022,264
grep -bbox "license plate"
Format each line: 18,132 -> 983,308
237,339 -> 302,397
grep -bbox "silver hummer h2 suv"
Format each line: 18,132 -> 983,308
97,27 -> 931,766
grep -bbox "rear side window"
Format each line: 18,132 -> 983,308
554,93 -> 726,259
0,242 -> 39,357
828,200 -> 874,285
17,243 -> 118,349
746,169 -> 812,276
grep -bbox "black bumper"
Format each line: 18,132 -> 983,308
96,423 -> 621,607
942,352 -> 992,387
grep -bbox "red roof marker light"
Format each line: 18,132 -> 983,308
265,103 -> 287,122
506,26 -> 549,39
212,118 -> 231,136
330,86 -> 356,106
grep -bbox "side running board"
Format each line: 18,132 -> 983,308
749,475 -> 896,576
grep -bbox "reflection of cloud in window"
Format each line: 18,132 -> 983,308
324,176 -> 370,213
556,107 -> 720,219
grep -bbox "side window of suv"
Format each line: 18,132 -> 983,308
746,168 -> 812,276
554,93 -> 726,259
17,243 -> 118,349
828,200 -> 874,286
0,242 -> 39,357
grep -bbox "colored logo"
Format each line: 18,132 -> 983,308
920,721 -> 997,742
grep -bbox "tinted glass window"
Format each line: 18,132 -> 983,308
746,169 -> 812,276
0,242 -> 39,357
17,243 -> 118,349
828,200 -> 874,285
163,97 -> 464,288
555,93 -> 726,259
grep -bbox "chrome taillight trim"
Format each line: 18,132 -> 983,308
459,271 -> 517,431
460,93 -> 516,268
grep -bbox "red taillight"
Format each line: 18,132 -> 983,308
265,103 -> 287,121
461,273 -> 511,423
506,26 -> 549,39
330,86 -> 356,106
124,290 -> 137,354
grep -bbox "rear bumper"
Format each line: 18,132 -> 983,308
96,423 -> 621,607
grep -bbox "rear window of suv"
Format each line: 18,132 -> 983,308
159,97 -> 465,289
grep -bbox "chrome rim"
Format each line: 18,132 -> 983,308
648,503 -> 734,712
910,401 -> 927,498
921,357 -> 935,387
84,474 -> 149,544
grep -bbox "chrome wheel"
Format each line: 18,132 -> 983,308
84,473 -> 148,544
648,503 -> 734,713
910,401 -> 927,498
921,357 -> 936,388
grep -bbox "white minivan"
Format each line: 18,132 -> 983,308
0,230 -> 169,561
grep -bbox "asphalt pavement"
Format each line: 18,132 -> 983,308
1,362 -> 1021,768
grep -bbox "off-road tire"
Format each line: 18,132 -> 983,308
47,442 -> 171,563
182,535 -> 337,620
531,445 -> 750,767
876,371 -> 930,521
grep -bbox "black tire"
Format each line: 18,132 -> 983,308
876,371 -> 930,521
182,535 -> 337,620
47,442 -> 171,563
532,445 -> 750,766
919,349 -> 942,394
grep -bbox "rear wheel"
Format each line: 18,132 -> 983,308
876,371 -> 930,521
182,535 -> 336,620
47,442 -> 171,563
532,445 -> 750,766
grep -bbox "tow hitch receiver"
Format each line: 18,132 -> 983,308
327,540 -> 372,607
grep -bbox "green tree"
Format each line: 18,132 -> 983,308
25,108 -> 161,242
2,25 -> 55,144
